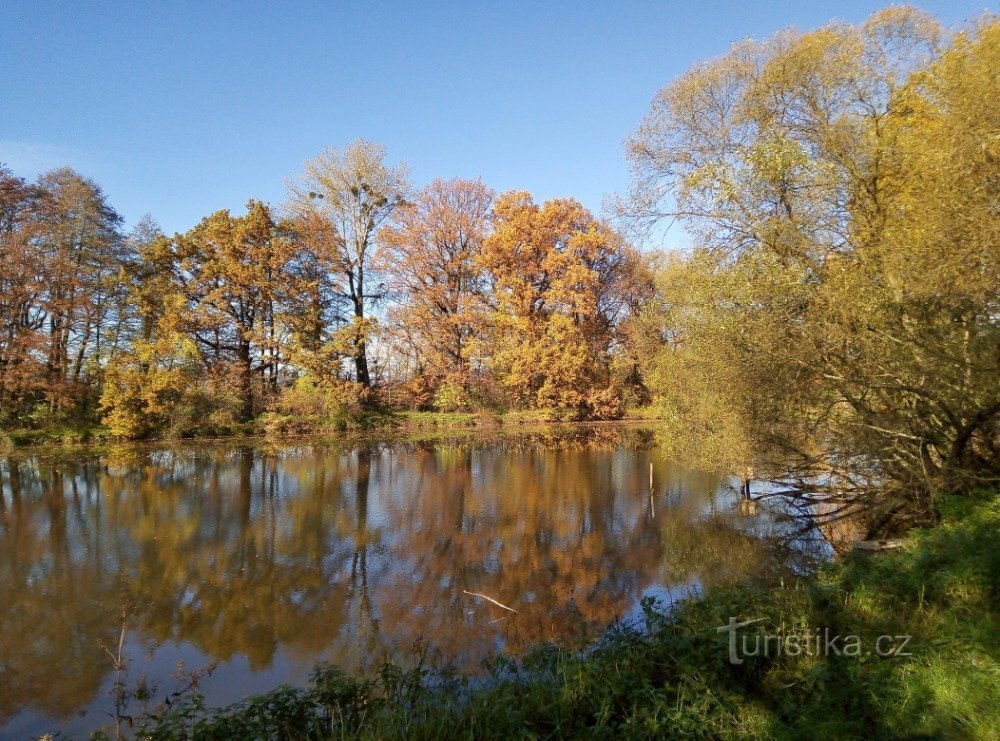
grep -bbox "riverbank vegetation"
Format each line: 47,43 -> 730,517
2,5 -> 998,737
0,157 -> 652,448
623,7 -> 1000,535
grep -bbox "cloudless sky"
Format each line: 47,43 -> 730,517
1,1 -> 992,239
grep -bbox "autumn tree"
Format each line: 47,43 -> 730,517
118,216 -> 175,345
286,140 -> 409,390
102,200 -> 296,436
0,166 -> 48,421
38,169 -> 125,406
379,178 -> 494,402
477,192 -> 647,416
0,167 -> 124,425
99,219 -> 201,438
173,201 -> 291,421
624,8 -> 1000,529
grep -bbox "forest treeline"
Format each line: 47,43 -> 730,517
1,6 -> 997,533
0,153 -> 652,440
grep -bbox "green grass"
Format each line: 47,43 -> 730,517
2,407 -> 651,450
371,408 -> 617,431
394,410 -> 493,429
499,407 -> 588,424
138,492 -> 1000,740
0,423 -> 111,449
396,409 -> 597,428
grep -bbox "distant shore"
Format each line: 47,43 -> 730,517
0,408 -> 669,454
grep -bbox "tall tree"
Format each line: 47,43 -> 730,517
624,8 -> 1000,527
36,168 -> 123,413
173,201 -> 290,421
477,192 -> 645,414
287,140 -> 409,389
0,166 -> 48,419
379,178 -> 494,381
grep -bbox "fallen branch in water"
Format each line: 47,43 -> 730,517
462,590 -> 518,613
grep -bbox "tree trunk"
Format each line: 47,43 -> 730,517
353,298 -> 371,388
237,341 -> 254,422
354,343 -> 371,388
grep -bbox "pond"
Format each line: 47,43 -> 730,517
0,425 -> 828,737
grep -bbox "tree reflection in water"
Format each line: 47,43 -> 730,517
0,426 -> 826,735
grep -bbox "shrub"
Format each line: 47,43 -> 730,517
264,375 -> 367,434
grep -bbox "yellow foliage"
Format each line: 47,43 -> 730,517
100,335 -> 200,439
476,192 -> 644,414
264,375 -> 367,434
626,9 -> 1000,519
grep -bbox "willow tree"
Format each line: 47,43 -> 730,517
286,140 -> 409,389
625,8 -> 1000,529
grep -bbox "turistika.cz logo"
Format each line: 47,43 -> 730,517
717,617 -> 913,665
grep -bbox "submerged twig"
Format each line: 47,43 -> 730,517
463,590 -> 518,613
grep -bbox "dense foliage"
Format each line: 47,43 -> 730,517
622,7 -> 1000,531
0,147 -> 650,443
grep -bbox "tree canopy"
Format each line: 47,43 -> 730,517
623,7 -> 1000,531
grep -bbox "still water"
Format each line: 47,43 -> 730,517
0,425 -> 826,737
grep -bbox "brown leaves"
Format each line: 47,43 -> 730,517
475,193 -> 644,415
379,178 -> 493,378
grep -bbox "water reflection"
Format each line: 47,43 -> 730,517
0,426 -> 825,736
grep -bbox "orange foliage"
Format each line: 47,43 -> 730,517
379,178 -> 493,396
474,192 -> 646,415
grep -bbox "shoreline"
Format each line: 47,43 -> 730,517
0,412 -> 669,456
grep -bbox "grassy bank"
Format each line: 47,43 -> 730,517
137,492 -> 999,739
2,409 -> 670,451
394,408 -> 645,429
0,423 -> 112,449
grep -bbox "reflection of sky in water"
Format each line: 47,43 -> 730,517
0,428 -> 831,737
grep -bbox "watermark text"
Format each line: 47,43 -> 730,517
716,617 -> 912,665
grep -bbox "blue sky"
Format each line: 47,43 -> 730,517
1,1 -> 991,238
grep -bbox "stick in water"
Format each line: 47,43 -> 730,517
462,590 -> 518,613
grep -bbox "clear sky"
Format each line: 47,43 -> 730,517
1,1 -> 992,237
